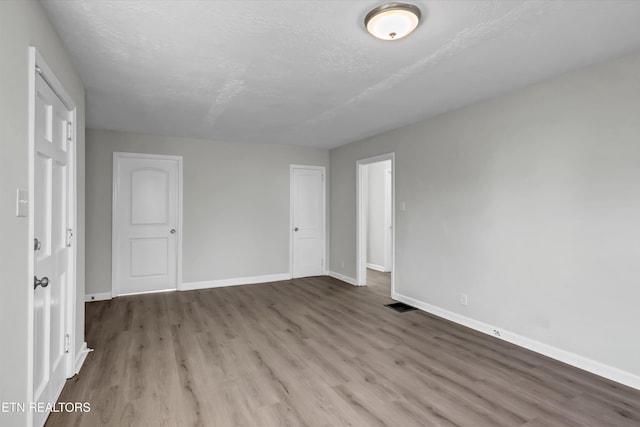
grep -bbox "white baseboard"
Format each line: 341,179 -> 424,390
87,274 -> 292,300
392,292 -> 640,391
366,263 -> 387,272
328,271 -> 359,286
74,342 -> 89,375
181,273 -> 291,291
85,292 -> 112,302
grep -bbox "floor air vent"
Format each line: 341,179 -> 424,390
385,302 -> 417,313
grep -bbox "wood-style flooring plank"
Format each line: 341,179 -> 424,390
46,272 -> 640,426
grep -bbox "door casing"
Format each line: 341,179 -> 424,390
357,153 -> 395,294
27,47 -> 79,427
111,152 -> 183,296
384,167 -> 393,272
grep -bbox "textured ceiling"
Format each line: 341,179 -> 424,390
41,0 -> 640,148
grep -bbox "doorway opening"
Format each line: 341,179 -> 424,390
357,153 -> 394,297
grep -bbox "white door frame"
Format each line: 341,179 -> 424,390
289,165 -> 327,278
357,153 -> 395,293
111,152 -> 183,296
384,167 -> 393,272
27,47 -> 79,427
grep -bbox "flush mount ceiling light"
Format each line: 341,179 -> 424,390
365,2 -> 422,41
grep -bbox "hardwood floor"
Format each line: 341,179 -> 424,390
366,268 -> 391,298
47,276 -> 640,426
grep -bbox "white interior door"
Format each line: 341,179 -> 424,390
291,166 -> 325,278
113,153 -> 181,295
33,72 -> 72,427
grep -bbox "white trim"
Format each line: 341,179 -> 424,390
289,166 -> 294,279
27,47 -> 36,427
73,342 -> 90,375
176,158 -> 184,292
28,48 -> 80,427
119,288 -> 177,297
182,273 -> 291,291
359,166 -> 369,285
85,292 -> 112,302
357,153 -> 396,294
366,263 -> 387,272
383,168 -> 392,272
290,165 -> 327,279
31,50 -> 76,111
392,291 -> 640,391
66,104 -> 79,381
328,271 -> 358,287
112,152 -> 183,296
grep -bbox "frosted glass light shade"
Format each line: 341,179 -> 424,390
365,3 -> 421,41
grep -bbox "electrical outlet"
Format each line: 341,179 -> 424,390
400,202 -> 406,212
460,293 -> 468,306
493,329 -> 501,337
341,260 -> 345,268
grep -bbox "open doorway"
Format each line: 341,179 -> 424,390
357,153 -> 394,297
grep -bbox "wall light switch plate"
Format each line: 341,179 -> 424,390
16,188 -> 28,217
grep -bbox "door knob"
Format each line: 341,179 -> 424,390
34,276 -> 50,290
294,227 -> 299,231
34,238 -> 42,251
170,229 -> 177,234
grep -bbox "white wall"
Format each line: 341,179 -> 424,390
0,1 -> 86,425
330,51 -> 640,386
367,160 -> 390,269
86,129 -> 329,295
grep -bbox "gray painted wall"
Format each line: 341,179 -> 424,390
0,1 -> 86,425
330,51 -> 640,378
86,129 -> 329,295
367,160 -> 391,268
